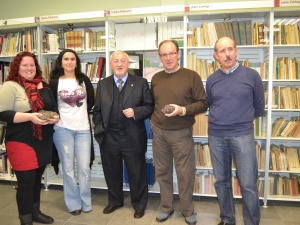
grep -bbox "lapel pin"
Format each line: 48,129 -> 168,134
131,84 -> 133,86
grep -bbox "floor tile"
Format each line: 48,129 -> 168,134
0,181 -> 299,225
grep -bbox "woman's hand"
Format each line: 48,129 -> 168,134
46,115 -> 60,124
30,113 -> 59,125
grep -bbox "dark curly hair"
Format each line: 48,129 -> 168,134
49,49 -> 86,85
6,52 -> 43,82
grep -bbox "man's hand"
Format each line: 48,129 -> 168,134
164,104 -> 183,117
123,108 -> 135,118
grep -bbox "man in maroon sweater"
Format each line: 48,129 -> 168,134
151,40 -> 208,225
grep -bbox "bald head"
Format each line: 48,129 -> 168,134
213,37 -> 238,72
214,37 -> 236,53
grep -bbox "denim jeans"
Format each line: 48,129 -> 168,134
208,133 -> 260,225
53,126 -> 92,212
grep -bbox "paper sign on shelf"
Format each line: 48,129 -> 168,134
38,11 -> 105,22
38,15 -> 60,22
274,0 -> 300,7
106,5 -> 184,17
185,0 -> 273,11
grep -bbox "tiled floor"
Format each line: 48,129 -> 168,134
0,181 -> 300,225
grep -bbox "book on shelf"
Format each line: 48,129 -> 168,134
128,53 -> 143,78
0,29 -> 37,56
245,20 -> 252,45
238,20 -> 247,45
115,23 -> 156,50
144,118 -> 153,140
193,112 -> 208,136
95,57 -> 106,81
0,35 -> 3,55
143,51 -> 164,82
146,158 -> 155,188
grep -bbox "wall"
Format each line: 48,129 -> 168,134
0,0 -> 261,20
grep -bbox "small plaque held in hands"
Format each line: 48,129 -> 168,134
37,110 -> 58,120
161,104 -> 175,114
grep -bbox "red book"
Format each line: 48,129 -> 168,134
96,57 -> 106,79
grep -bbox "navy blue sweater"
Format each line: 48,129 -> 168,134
206,65 -> 265,136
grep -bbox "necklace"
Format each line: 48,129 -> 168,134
165,65 -> 180,74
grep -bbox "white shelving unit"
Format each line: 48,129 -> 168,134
1,0 -> 300,206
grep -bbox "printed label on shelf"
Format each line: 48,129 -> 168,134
106,5 -> 183,17
39,15 -> 60,22
274,0 -> 300,7
186,1 -> 273,11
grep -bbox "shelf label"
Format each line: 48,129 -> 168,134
107,9 -> 133,16
274,0 -> 300,7
38,15 -> 60,22
106,5 -> 184,17
38,11 -> 104,22
186,0 -> 273,11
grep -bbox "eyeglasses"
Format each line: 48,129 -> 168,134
159,52 -> 178,59
112,59 -> 127,64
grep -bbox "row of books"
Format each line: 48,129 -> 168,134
144,118 -> 153,139
272,86 -> 300,109
258,174 -> 300,197
42,28 -> 106,53
0,29 -> 38,56
273,56 -> 300,80
194,171 -> 300,197
157,21 -> 184,47
187,21 -> 266,47
253,113 -> 267,138
274,22 -> 300,45
193,113 -> 267,138
0,122 -> 6,147
42,56 -> 106,83
187,54 -> 268,81
123,158 -> 155,188
269,144 -> 300,172
271,116 -> 300,138
194,171 -> 216,195
0,154 -> 13,177
194,142 -> 266,170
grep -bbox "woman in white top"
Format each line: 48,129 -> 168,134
49,49 -> 94,216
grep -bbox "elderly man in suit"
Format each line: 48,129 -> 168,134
93,50 -> 154,219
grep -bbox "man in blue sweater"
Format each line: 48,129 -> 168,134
206,37 -> 264,225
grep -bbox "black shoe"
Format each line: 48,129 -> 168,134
70,210 -> 81,216
103,205 -> 123,214
218,222 -> 236,225
32,202 -> 54,224
134,210 -> 145,219
19,214 -> 33,225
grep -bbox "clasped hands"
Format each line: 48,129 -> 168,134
30,113 -> 60,125
164,104 -> 183,117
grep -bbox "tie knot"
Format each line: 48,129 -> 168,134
118,79 -> 123,84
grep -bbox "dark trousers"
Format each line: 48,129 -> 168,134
100,131 -> 148,211
14,165 -> 46,214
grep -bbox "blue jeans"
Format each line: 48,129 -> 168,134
208,134 -> 260,225
53,126 -> 92,212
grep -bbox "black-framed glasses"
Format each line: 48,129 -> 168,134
159,52 -> 178,59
